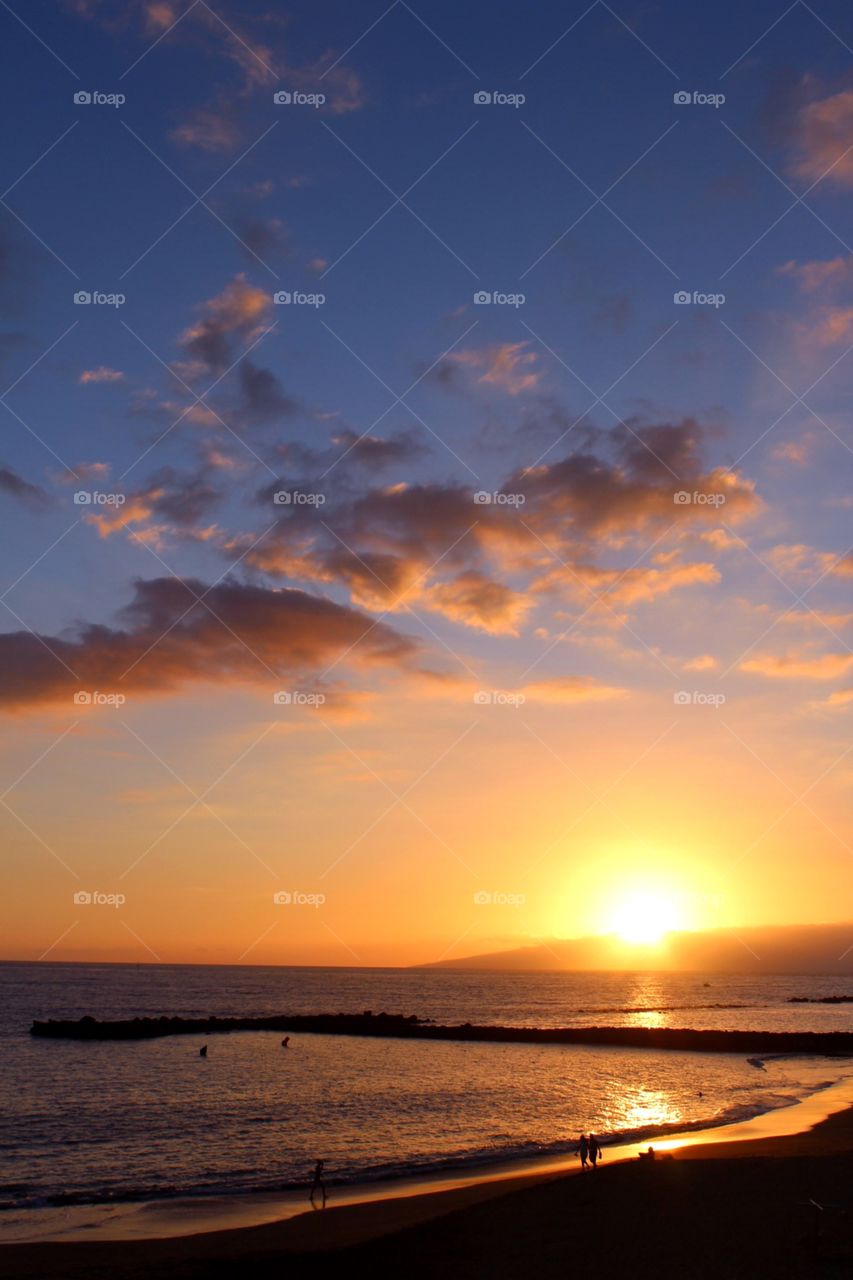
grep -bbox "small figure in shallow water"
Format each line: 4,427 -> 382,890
199,1045 -> 207,1058
310,1159 -> 326,1207
281,1036 -> 290,1048
578,1134 -> 589,1170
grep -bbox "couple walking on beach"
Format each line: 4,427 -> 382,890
578,1133 -> 602,1171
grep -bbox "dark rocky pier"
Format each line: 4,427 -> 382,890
29,1011 -> 853,1055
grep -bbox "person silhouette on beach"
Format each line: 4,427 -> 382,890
199,1045 -> 207,1058
309,1159 -> 326,1207
578,1134 -> 589,1170
281,1036 -> 290,1048
588,1133 -> 602,1168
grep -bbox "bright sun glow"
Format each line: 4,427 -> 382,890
607,890 -> 682,945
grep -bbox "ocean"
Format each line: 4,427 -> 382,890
1,962 -> 852,1236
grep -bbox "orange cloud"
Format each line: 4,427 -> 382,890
60,461 -> 110,483
154,3 -> 361,150
446,342 -> 542,395
741,652 -> 853,680
288,61 -> 364,115
767,543 -> 840,581
771,433 -> 820,465
84,467 -> 224,544
171,107 -> 242,154
790,88 -> 853,188
221,422 -> 759,651
806,306 -> 853,348
144,3 -> 176,31
179,275 -> 271,372
538,560 -> 720,607
78,367 -> 124,384
0,578 -> 419,710
683,654 -> 718,672
512,428 -> 759,535
521,676 -> 627,704
426,572 -> 531,635
86,492 -> 160,539
778,255 -> 853,292
699,528 -> 742,551
778,610 -> 852,630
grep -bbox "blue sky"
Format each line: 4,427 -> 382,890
0,1 -> 851,964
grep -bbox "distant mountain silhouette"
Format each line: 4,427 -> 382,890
423,922 -> 853,974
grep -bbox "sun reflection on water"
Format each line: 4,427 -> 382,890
624,1009 -> 667,1029
622,975 -> 670,1029
619,1087 -> 684,1133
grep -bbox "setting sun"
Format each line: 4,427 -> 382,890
607,891 -> 683,945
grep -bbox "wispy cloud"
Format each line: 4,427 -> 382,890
789,86 -> 853,188
742,652 -> 853,680
438,342 -> 543,396
0,465 -> 50,509
78,366 -> 124,384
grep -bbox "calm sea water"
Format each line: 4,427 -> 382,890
1,962 -> 852,1230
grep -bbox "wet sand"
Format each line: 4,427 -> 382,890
4,1088 -> 853,1279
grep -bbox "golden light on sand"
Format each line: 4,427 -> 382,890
606,890 -> 682,945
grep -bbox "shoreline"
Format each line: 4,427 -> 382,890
3,1084 -> 853,1280
5,1075 -> 853,1248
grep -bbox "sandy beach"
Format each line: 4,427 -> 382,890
4,1084 -> 852,1280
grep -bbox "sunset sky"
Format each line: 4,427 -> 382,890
0,0 -> 851,966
